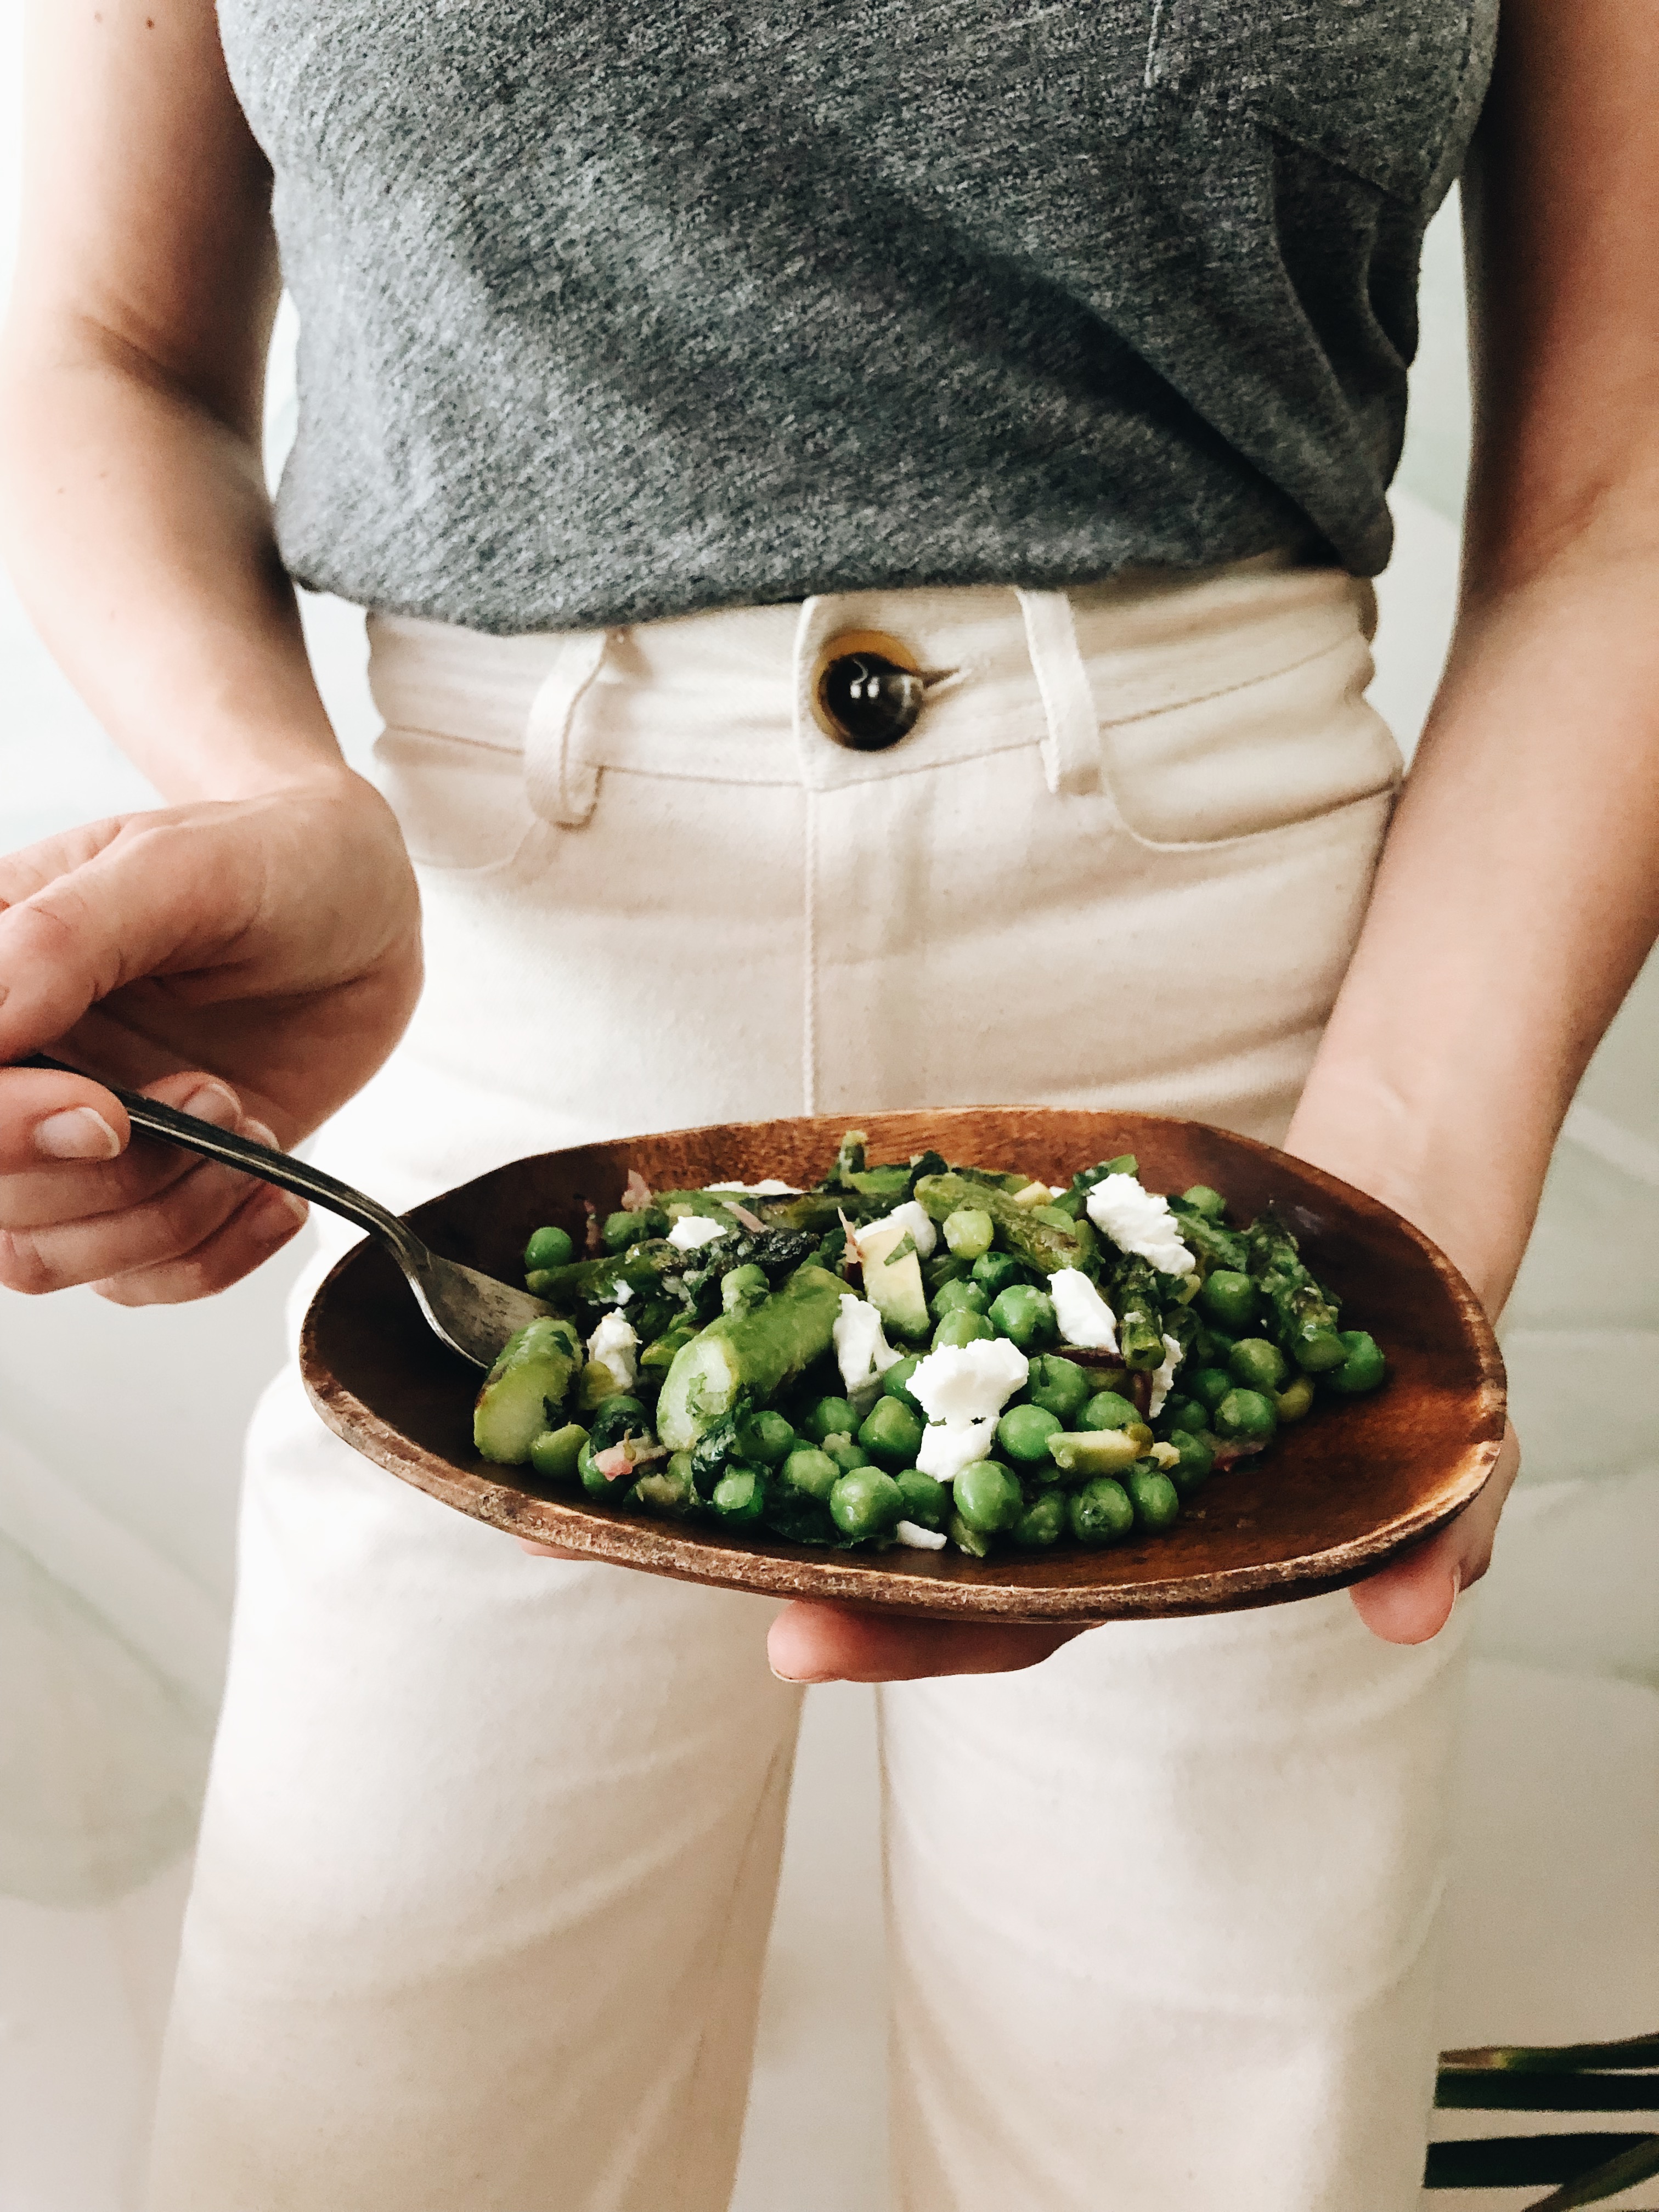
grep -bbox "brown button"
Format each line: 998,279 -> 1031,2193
810,629 -> 934,752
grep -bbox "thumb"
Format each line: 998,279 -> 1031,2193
0,812 -> 257,1058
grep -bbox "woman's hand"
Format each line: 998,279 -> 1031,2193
0,769 -> 421,1304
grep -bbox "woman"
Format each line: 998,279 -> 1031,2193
1,0 -> 1654,2204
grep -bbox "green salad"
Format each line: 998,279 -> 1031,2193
472,1132 -> 1386,1558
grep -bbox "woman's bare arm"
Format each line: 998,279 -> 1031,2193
770,0 -> 1659,1678
0,0 -> 419,1304
0,0 -> 341,799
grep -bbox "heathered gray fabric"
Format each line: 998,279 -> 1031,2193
221,0 -> 1496,635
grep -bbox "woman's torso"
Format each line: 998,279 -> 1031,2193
222,0 -> 1495,635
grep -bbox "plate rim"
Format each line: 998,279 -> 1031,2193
300,1105 -> 1507,1624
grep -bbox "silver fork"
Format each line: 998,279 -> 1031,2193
20,1054 -> 549,1365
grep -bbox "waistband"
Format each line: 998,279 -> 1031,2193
365,556 -> 1374,824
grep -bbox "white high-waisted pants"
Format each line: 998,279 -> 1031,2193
147,562 -> 1469,2212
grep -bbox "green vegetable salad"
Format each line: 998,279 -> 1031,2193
472,1133 -> 1386,1558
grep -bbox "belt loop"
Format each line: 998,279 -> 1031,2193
524,628 -> 610,827
1016,588 -> 1102,798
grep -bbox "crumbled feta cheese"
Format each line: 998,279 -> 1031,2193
853,1198 -> 938,1263
1048,1268 -> 1119,1353
1147,1333 -> 1184,1419
908,1339 -> 1029,1483
612,1279 -> 633,1306
907,1339 -> 1029,1426
1150,1440 -> 1181,1470
1049,1184 -> 1069,1199
833,1294 -> 903,1397
917,1417 -> 997,1482
586,1311 -> 639,1392
894,1520 -> 947,1550
667,1214 -> 730,1252
704,1179 -> 801,1195
1085,1174 -> 1194,1276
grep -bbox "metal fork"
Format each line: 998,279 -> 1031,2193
19,1054 -> 549,1365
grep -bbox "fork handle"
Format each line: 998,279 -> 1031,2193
17,1052 -> 424,1265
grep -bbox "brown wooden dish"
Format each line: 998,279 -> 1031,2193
300,1107 -> 1505,1623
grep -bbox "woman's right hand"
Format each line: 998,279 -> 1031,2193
0,768 -> 421,1305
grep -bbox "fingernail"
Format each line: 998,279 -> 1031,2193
1449,1564 -> 1464,1602
241,1119 -> 283,1152
251,1188 -> 309,1238
180,1081 -> 240,1126
35,1106 -> 123,1162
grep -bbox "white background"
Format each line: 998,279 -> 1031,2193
1,12 -> 1656,2207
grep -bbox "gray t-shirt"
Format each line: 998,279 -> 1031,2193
221,0 -> 1495,635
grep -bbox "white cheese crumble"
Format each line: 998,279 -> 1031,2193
1147,1333 -> 1184,1419
586,1311 -> 639,1392
833,1293 -> 904,1398
667,1214 -> 731,1252
1150,1441 -> 1181,1471
1085,1174 -> 1194,1276
853,1198 -> 938,1264
704,1179 -> 801,1195
612,1279 -> 633,1306
908,1338 -> 1029,1483
907,1338 -> 1029,1426
917,1418 -> 998,1482
894,1519 -> 947,1550
1048,1268 -> 1120,1353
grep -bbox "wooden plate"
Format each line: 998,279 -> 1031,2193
300,1107 -> 1505,1623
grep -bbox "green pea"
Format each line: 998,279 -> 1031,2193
603,1206 -> 667,1252
1188,1365 -> 1235,1413
710,1464 -> 769,1525
721,1262 -> 770,1316
1013,1489 -> 1068,1547
1181,1184 -> 1228,1221
947,1511 -> 993,1559
1199,1268 -> 1259,1331
971,1249 -> 1026,1301
1160,1395 -> 1207,1437
859,1395 -> 926,1469
1229,1337 -> 1289,1393
528,1421 -> 588,1485
883,1355 -> 926,1417
800,1395 -> 860,1444
933,1278 -> 990,1320
933,1308 -> 997,1351
952,1457 -> 1024,1533
1079,1389 -> 1139,1433
780,1446 -> 840,1502
1166,1430 -> 1214,1496
588,1396 -> 650,1452
996,1402 -> 1063,1466
1324,1330 -> 1387,1395
988,1284 -> 1058,1352
1068,1476 -> 1135,1546
738,1409 -> 797,1467
1215,1387 -> 1278,1442
579,1439 -> 636,1503
830,1466 -> 905,1542
1025,1354 -> 1092,1423
1125,1465 -> 1181,1532
1276,1374 -> 1316,1423
922,1252 -> 971,1297
523,1223 -> 575,1273
896,1468 -> 947,1530
943,1206 -> 996,1261
822,1432 -> 872,1474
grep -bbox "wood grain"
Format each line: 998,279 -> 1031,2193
300,1107 -> 1506,1624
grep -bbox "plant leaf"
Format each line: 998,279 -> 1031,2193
1424,2134 -> 1656,2191
1437,2072 -> 1659,2113
1441,2033 -> 1659,2074
1526,2133 -> 1659,2210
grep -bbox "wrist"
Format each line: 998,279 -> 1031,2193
1284,1061 -> 1548,1319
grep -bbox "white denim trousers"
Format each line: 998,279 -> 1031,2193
148,561 -> 1469,2212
